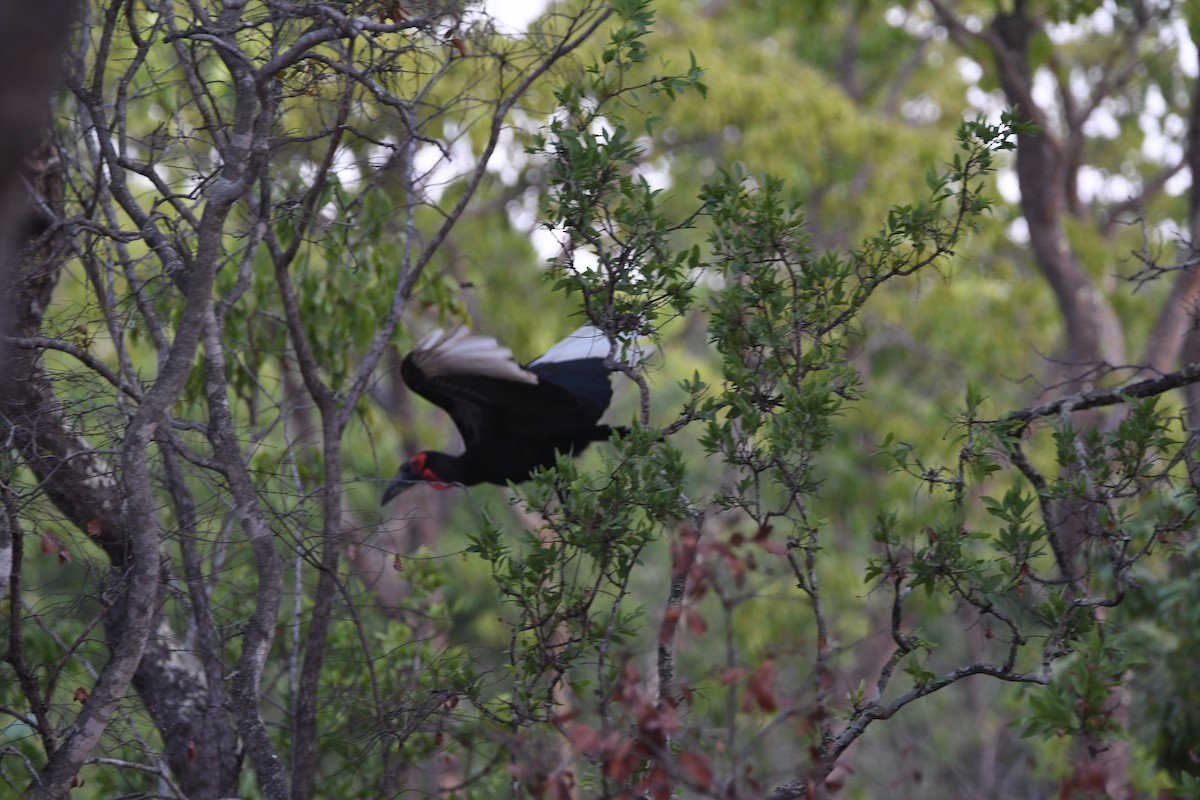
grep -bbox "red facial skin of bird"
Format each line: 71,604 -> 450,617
409,453 -> 451,490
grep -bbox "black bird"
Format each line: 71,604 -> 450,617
381,325 -> 624,504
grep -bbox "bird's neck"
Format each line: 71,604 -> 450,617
424,451 -> 480,486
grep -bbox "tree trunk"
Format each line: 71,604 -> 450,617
990,8 -> 1126,388
0,101 -> 247,800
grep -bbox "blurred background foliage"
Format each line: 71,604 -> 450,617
5,0 -> 1200,798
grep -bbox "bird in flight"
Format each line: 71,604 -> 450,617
381,325 -> 627,505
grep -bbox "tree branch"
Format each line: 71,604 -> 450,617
1004,361 -> 1200,426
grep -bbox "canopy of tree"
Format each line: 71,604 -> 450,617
3,1 -> 1200,799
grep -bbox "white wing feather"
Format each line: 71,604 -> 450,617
412,323 -> 644,382
531,325 -> 646,368
531,325 -> 608,365
412,327 -> 538,385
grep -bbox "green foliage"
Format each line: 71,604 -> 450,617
702,114 -> 1025,521
1021,628 -> 1143,741
534,0 -> 705,345
7,1 -> 1200,798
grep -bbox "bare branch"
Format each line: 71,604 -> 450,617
1004,360 -> 1200,426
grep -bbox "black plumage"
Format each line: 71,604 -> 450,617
381,325 -> 622,504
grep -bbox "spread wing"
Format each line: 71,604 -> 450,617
528,324 -> 645,422
527,359 -> 611,423
401,328 -> 600,449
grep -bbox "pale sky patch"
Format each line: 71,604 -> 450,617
955,57 -> 982,84
965,85 -> 1007,122
996,169 -> 1020,205
412,123 -> 475,204
902,94 -> 942,124
1165,166 -> 1191,197
1077,166 -> 1135,204
1007,216 -> 1029,244
530,225 -> 563,261
1172,17 -> 1199,77
332,146 -> 362,190
1082,104 -> 1120,139
1030,68 -> 1058,123
483,0 -> 551,33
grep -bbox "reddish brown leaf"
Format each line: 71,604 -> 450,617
40,533 -> 58,555
755,537 -> 789,556
746,659 -> 778,713
346,541 -> 359,561
550,710 -> 578,726
605,738 -> 637,784
187,740 -> 197,760
550,768 -> 575,800
57,547 -> 72,564
86,517 -> 101,538
566,722 -> 600,753
680,751 -> 713,790
72,687 -> 89,703
743,764 -> 761,793
1063,763 -> 1107,797
392,553 -> 403,572
646,763 -> 671,800
659,605 -> 682,647
706,540 -> 733,560
671,529 -> 699,578
684,608 -> 708,636
637,700 -> 681,738
616,661 -> 641,699
718,667 -> 745,685
450,37 -> 468,57
730,557 -> 746,588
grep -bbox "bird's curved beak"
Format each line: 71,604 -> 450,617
381,469 -> 418,507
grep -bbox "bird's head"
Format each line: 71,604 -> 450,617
380,451 -> 456,506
